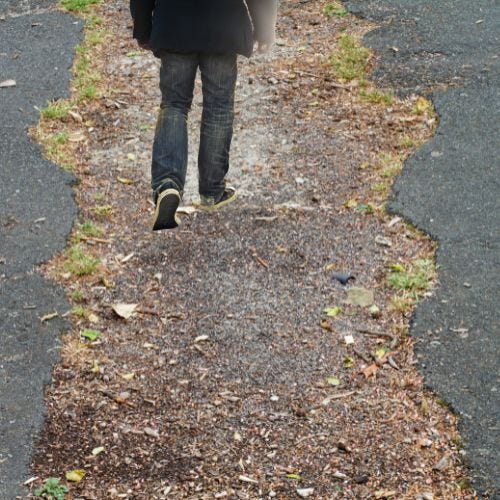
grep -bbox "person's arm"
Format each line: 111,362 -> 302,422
246,0 -> 278,52
130,0 -> 156,47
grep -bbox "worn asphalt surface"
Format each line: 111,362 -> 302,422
0,0 -> 81,497
344,0 -> 499,496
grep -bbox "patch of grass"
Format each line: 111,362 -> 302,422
69,289 -> 85,302
72,305 -> 88,317
390,296 -> 415,313
80,84 -> 99,100
388,258 -> 435,293
360,89 -> 394,106
52,131 -> 69,145
329,34 -> 371,82
93,204 -> 113,218
400,136 -> 415,148
40,100 -> 70,120
64,244 -> 99,276
61,0 -> 99,13
79,220 -> 103,237
323,3 -> 348,18
371,182 -> 388,195
412,96 -> 436,118
34,477 -> 68,500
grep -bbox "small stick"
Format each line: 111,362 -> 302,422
357,328 -> 398,349
352,348 -> 370,364
79,235 -> 113,244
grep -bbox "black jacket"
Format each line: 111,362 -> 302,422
130,0 -> 277,58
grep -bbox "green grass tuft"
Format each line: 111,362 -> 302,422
61,0 -> 99,13
64,244 -> 99,276
330,34 -> 371,82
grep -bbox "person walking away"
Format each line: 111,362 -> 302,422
130,0 -> 278,231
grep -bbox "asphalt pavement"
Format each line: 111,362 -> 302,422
344,0 -> 499,496
0,0 -> 82,496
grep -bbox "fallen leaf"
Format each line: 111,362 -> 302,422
320,319 -> 333,332
0,79 -> 16,88
66,469 -> 85,482
344,198 -> 357,209
375,490 -> 397,499
297,488 -> 315,498
346,287 -> 374,307
369,305 -> 381,318
121,372 -> 135,381
194,335 -> 209,343
362,363 -> 379,379
91,446 -> 105,456
323,306 -> 342,317
344,335 -> 355,345
286,473 -> 302,480
127,153 -> 137,161
375,347 -> 389,360
91,360 -> 101,373
112,303 -> 138,319
239,475 -> 258,484
343,356 -> 354,368
81,329 -> 101,341
433,455 -> 450,471
40,312 -> 58,322
375,235 -> 392,247
418,438 -> 433,448
117,177 -> 135,185
144,427 -> 160,438
326,376 -> 340,386
88,313 -> 99,323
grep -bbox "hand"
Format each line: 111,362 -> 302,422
138,39 -> 151,50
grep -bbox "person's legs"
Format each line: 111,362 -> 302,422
198,53 -> 238,203
152,52 -> 198,200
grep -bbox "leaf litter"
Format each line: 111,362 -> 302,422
30,0 -> 476,498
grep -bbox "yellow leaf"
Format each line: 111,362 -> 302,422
121,372 -> 135,381
323,306 -> 342,317
88,313 -> 99,323
92,446 -> 105,456
344,198 -> 357,209
91,360 -> 101,374
127,153 -> 136,161
117,177 -> 135,185
66,469 -> 85,482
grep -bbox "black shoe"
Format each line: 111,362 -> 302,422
199,187 -> 237,212
152,187 -> 181,231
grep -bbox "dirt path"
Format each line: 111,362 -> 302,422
31,1 -> 476,498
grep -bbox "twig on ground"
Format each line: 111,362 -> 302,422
357,328 -> 398,349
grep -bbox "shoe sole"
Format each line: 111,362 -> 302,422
152,189 -> 181,231
199,189 -> 237,213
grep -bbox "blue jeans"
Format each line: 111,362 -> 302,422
152,52 -> 238,201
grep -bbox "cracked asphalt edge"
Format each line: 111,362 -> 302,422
0,0 -> 83,496
343,0 -> 500,496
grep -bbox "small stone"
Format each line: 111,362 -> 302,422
433,455 -> 450,471
296,488 -> 314,498
270,395 -> 280,402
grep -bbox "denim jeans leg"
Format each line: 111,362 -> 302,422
152,53 -> 198,198
198,53 -> 238,200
